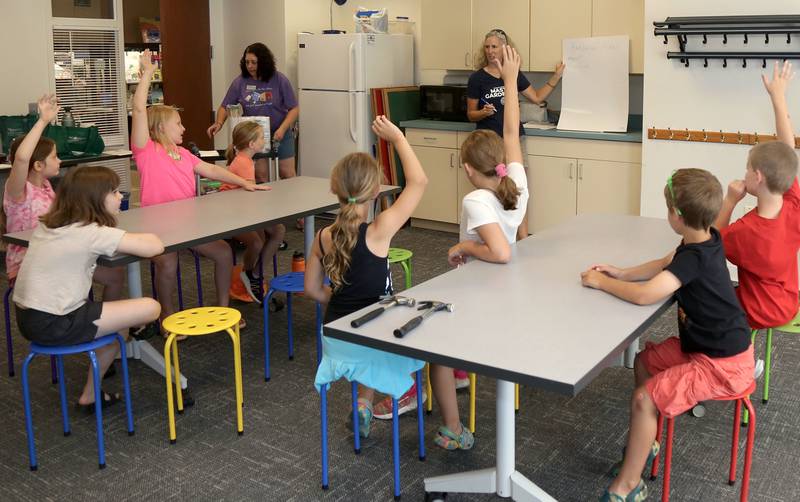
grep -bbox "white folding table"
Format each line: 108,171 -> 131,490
4,176 -> 400,389
324,214 -> 678,501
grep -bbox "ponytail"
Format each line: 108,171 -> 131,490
323,152 -> 383,290
460,129 -> 521,210
225,144 -> 236,165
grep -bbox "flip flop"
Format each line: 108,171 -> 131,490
76,390 -> 121,415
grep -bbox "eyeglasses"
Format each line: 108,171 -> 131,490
666,170 -> 683,216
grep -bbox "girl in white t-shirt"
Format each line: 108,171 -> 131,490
14,165 -> 164,412
430,45 -> 528,450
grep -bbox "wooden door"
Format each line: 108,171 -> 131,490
528,154 -> 577,234
160,0 -> 213,149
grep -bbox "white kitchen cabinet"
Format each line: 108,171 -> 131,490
421,0 -> 472,70
407,129 -> 460,223
527,136 -> 641,234
529,0 -> 591,72
592,0 -> 645,74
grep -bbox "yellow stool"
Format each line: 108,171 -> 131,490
163,307 -> 244,444
467,374 -> 519,433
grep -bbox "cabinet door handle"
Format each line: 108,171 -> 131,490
423,136 -> 437,141
577,162 -> 583,180
450,152 -> 454,167
465,52 -> 469,67
568,161 -> 574,179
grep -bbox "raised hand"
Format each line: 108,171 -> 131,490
496,45 -> 521,82
554,62 -> 566,78
762,60 -> 794,99
37,94 -> 60,124
371,115 -> 402,143
139,49 -> 157,76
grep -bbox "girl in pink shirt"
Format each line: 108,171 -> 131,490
220,121 -> 286,308
4,95 -> 124,296
132,50 -> 269,332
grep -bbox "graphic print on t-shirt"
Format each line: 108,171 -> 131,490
485,85 -> 505,106
244,85 -> 274,107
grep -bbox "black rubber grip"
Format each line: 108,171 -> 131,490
394,316 -> 423,338
351,307 -> 384,328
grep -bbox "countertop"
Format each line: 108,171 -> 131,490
399,119 -> 642,143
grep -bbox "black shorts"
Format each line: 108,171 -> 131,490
16,301 -> 103,347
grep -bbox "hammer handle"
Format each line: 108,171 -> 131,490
394,315 -> 423,338
350,307 -> 385,328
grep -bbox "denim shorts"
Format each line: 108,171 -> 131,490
276,129 -> 295,160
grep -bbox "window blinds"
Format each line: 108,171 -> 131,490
52,28 -> 125,146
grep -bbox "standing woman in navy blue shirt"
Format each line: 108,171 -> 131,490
466,29 -> 564,239
208,43 -> 299,184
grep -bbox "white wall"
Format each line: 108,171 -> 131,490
642,0 -> 800,220
0,1 -> 52,117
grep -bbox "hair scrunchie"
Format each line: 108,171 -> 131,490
347,196 -> 357,204
495,163 -> 508,178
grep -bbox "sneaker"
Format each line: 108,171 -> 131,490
240,269 -> 264,304
373,386 -> 426,420
599,478 -> 648,502
346,398 -> 374,438
238,318 -> 247,330
454,369 -> 470,390
754,358 -> 765,380
434,423 -> 474,450
278,240 -> 288,251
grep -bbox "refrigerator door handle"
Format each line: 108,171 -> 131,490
348,41 -> 357,91
348,92 -> 358,143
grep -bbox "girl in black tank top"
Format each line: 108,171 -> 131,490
319,222 -> 392,323
303,116 -> 428,441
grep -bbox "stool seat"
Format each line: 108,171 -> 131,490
29,335 -> 133,355
162,307 -> 241,336
776,307 -> 800,333
268,271 -> 306,293
387,247 -> 413,264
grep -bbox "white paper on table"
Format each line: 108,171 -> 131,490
558,35 -> 629,133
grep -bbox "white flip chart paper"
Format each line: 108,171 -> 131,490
558,36 -> 629,133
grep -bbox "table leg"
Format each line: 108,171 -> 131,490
624,337 -> 639,369
423,379 -> 556,501
124,261 -> 188,389
304,215 -> 315,258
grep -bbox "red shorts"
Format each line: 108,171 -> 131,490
639,337 -> 754,418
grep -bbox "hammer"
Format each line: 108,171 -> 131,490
393,300 -> 455,338
350,295 -> 416,328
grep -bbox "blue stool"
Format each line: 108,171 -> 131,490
320,372 -> 426,499
262,272 -> 325,381
21,333 -> 134,470
5,285 -> 59,383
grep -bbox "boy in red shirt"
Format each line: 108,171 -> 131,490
714,61 -> 800,331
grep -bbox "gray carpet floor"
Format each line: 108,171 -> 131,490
2,222 -> 799,501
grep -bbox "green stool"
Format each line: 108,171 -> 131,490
744,307 -> 800,425
388,248 -> 413,290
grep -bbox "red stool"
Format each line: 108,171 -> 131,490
649,382 -> 756,501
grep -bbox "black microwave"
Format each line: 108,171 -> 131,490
420,85 -> 469,122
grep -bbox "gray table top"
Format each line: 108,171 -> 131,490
325,214 -> 679,396
3,176 -> 400,267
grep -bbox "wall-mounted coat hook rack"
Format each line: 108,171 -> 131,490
648,127 -> 799,148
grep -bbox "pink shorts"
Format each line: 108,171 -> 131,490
640,337 -> 754,418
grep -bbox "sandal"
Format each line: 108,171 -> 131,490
599,478 -> 648,501
610,440 -> 660,477
434,423 -> 474,450
131,321 -> 159,341
76,390 -> 121,415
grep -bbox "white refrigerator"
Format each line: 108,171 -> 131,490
297,33 -> 414,179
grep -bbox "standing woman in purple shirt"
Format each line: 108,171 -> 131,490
208,43 -> 299,184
